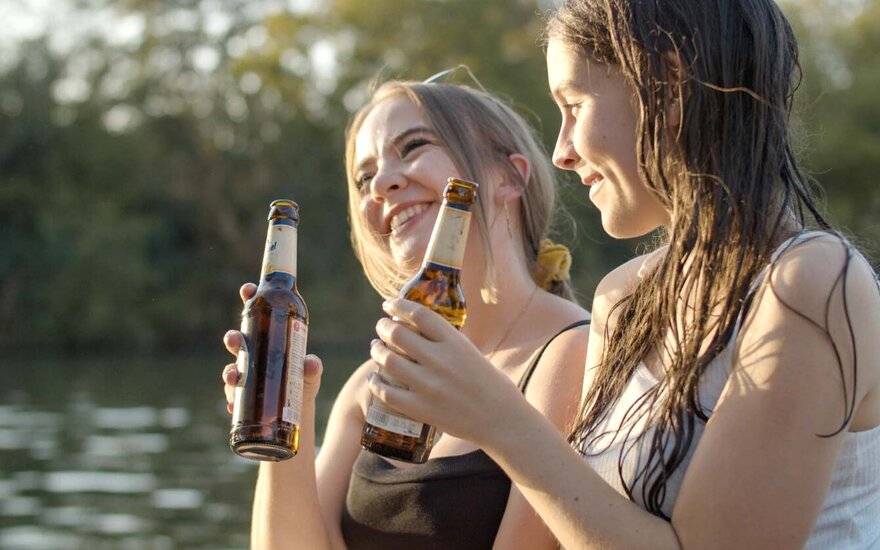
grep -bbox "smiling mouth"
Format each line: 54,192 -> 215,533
390,203 -> 430,232
582,173 -> 606,197
582,173 -> 603,186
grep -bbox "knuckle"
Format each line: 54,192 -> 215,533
412,307 -> 432,326
386,321 -> 405,342
381,361 -> 406,387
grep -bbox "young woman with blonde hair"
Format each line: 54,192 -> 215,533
221,79 -> 590,548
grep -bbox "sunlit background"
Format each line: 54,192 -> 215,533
1,0 -> 877,548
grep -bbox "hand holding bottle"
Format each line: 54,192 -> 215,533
221,282 -> 324,415
360,178 -> 478,463
368,298 -> 529,452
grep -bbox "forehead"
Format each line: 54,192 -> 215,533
354,95 -> 429,161
546,38 -> 593,92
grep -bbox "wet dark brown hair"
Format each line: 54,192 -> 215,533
545,0 -> 855,518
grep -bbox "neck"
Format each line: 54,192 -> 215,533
459,239 -> 539,354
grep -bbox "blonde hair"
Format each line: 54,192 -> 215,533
344,81 -> 575,301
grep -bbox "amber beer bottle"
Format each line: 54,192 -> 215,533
361,178 -> 479,463
229,200 -> 309,461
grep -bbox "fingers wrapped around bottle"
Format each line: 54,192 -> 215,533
369,298 -> 520,445
220,326 -> 324,414
222,330 -> 243,413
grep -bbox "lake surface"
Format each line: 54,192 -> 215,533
0,349 -> 362,549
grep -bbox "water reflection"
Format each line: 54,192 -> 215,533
0,351 -> 358,549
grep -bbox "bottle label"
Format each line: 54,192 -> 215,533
260,222 -> 297,278
282,319 -> 308,426
424,205 -> 471,270
231,318 -> 252,424
365,373 -> 424,437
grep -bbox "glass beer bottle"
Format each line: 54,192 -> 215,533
361,178 -> 479,463
229,199 -> 309,461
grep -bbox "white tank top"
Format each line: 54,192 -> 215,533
579,232 -> 880,548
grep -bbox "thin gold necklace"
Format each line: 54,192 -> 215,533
485,285 -> 538,361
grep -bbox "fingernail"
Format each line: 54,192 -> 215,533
370,338 -> 380,348
382,300 -> 392,311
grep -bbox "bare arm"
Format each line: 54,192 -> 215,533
670,236 -> 880,548
315,361 -> 374,546
223,284 -> 372,550
249,354 -> 335,550
248,359 -> 374,550
491,325 -> 589,550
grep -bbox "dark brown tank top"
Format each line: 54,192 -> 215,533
341,320 -> 589,549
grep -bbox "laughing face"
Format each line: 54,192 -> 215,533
546,38 -> 669,239
353,94 -> 461,267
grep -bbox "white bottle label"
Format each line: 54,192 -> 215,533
365,373 -> 424,437
282,319 -> 307,426
424,205 -> 471,270
260,223 -> 297,277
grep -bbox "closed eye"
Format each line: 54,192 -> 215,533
400,137 -> 431,158
355,172 -> 374,190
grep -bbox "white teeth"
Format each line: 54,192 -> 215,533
390,204 -> 428,231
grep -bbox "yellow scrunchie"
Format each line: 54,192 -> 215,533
536,238 -> 572,289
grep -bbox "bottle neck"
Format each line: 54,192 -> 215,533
422,201 -> 472,273
259,219 -> 298,286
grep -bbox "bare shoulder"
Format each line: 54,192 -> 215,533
530,291 -> 590,377
521,314 -> 590,430
540,289 -> 591,325
737,232 -> 880,425
591,247 -> 666,327
762,233 -> 879,317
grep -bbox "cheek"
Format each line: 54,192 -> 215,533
420,149 -> 460,178
359,196 -> 384,233
573,119 -> 603,152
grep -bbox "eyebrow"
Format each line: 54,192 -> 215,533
355,126 -> 437,174
389,126 -> 437,148
550,80 -> 585,100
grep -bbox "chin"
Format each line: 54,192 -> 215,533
601,214 -> 658,240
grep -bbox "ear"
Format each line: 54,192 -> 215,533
495,153 -> 531,205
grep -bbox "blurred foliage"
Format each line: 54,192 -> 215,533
0,0 -> 877,353
789,0 -> 880,250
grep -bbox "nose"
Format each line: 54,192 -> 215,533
552,127 -> 579,171
369,163 -> 408,202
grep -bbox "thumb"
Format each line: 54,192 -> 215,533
302,354 -> 324,397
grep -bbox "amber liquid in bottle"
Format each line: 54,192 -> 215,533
361,178 -> 478,463
229,200 -> 309,461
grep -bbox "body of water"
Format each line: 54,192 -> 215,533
0,349 -> 361,549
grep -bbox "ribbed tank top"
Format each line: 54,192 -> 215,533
342,320 -> 590,550
578,232 -> 880,548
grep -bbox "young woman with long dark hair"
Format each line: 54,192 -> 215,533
368,1 -> 880,547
